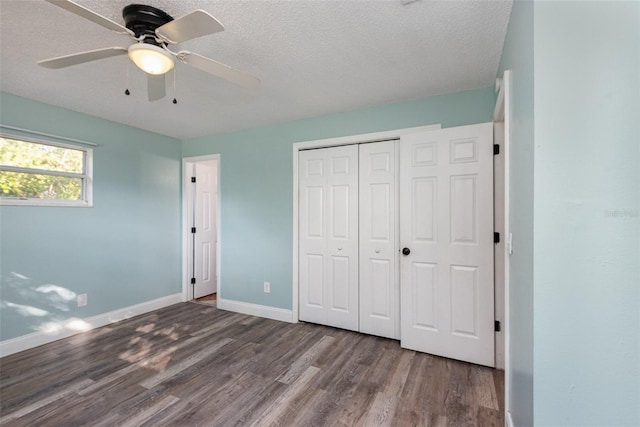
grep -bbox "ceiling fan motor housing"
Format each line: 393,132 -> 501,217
122,4 -> 174,45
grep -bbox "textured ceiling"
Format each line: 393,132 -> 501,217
0,0 -> 513,140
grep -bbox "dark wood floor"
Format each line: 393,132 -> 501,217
0,302 -> 503,426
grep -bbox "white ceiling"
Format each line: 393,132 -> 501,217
0,0 -> 513,140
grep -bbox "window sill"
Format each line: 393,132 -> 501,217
0,198 -> 93,207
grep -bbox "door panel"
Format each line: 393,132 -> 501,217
450,265 -> 479,336
194,160 -> 218,298
451,175 -> 477,243
299,145 -> 359,331
359,141 -> 398,339
325,145 -> 358,330
400,123 -> 494,367
306,254 -> 324,307
370,259 -> 390,316
307,187 -> 324,237
411,262 -> 438,330
299,150 -> 326,324
413,178 -> 436,241
329,255 -> 350,311
330,186 -> 350,238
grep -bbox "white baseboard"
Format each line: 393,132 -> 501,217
506,411 -> 515,427
217,298 -> 293,323
0,293 -> 182,358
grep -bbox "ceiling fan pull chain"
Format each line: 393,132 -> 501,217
124,59 -> 130,96
172,67 -> 178,104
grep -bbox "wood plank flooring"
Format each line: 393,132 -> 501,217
0,302 -> 503,426
195,294 -> 217,305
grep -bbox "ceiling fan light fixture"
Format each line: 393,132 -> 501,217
128,44 -> 174,75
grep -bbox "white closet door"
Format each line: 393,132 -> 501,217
399,123 -> 495,367
194,161 -> 218,298
299,145 -> 359,331
298,149 -> 326,325
359,141 -> 399,339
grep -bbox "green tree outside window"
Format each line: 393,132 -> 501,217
0,137 -> 85,200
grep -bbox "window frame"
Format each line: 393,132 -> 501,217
0,134 -> 93,207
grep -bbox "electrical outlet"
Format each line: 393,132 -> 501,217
263,282 -> 271,293
77,293 -> 88,307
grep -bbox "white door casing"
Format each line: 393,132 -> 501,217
493,121 -> 506,369
399,123 -> 495,367
193,160 -> 218,298
299,145 -> 359,331
358,141 -> 399,339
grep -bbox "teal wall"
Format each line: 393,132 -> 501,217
0,92 -> 182,341
500,1 -> 640,425
498,0 -> 535,425
182,87 -> 496,309
533,2 -> 640,426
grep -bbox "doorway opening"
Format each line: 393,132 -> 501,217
182,154 -> 220,303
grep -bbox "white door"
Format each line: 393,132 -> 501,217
399,123 -> 495,367
359,141 -> 399,339
299,145 -> 359,331
193,160 -> 217,298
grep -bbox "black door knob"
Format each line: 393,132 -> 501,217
402,247 -> 411,256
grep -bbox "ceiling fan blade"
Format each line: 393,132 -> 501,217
37,47 -> 128,69
156,10 -> 224,44
148,74 -> 166,102
180,52 -> 260,89
45,0 -> 134,36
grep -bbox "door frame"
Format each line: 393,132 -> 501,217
292,124 -> 441,323
182,154 -> 221,302
493,70 -> 512,422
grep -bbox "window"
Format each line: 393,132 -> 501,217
0,135 -> 93,206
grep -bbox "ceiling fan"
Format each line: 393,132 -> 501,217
38,0 -> 260,101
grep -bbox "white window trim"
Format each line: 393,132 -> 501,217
0,135 -> 93,207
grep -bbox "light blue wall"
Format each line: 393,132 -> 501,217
0,93 -> 182,341
182,87 -> 496,308
500,1 -> 640,424
498,0 -> 535,425
534,2 -> 640,426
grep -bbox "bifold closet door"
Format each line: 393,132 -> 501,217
399,122 -> 495,367
299,145 -> 359,331
359,141 -> 399,339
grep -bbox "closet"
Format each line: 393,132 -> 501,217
298,123 -> 495,367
